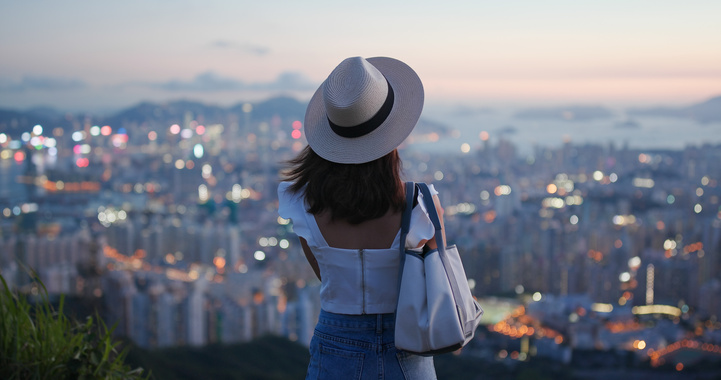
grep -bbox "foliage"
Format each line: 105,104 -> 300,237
0,273 -> 148,380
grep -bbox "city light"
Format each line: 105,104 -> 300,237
72,131 -> 84,142
565,195 -> 583,206
628,256 -> 641,269
542,197 -> 565,209
198,184 -> 208,202
613,215 -> 637,226
231,184 -> 242,203
632,305 -> 681,317
646,264 -> 655,305
663,239 -> 677,250
448,203 -> 476,216
480,190 -> 490,201
254,251 -> 266,261
633,340 -> 647,350
3,90 -> 720,368
193,144 -> 204,158
495,185 -> 512,196
591,303 -> 613,313
202,164 -> 212,178
633,178 -> 655,188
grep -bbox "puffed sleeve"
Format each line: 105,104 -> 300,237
405,184 -> 440,249
277,182 -> 314,244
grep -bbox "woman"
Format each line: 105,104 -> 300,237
278,56 -> 444,379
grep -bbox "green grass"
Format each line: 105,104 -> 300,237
0,273 -> 148,380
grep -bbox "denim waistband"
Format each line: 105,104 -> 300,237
318,309 -> 396,330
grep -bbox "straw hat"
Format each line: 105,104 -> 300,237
304,56 -> 424,164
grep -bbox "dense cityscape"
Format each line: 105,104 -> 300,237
1,97 -> 721,377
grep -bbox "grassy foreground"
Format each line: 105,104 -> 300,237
0,274 -> 147,379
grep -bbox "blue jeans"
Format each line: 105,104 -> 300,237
306,309 -> 436,380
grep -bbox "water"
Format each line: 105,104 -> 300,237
414,107 -> 721,155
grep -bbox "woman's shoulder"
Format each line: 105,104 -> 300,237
278,181 -> 304,214
278,181 -> 321,245
425,183 -> 439,197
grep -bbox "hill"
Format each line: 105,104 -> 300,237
0,96 -> 309,138
627,95 -> 721,123
123,335 -> 573,380
124,335 -> 309,380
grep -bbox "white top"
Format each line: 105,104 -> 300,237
277,182 -> 438,315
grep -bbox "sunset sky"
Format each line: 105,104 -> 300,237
1,0 -> 720,111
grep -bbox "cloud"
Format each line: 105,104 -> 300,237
151,71 -> 317,92
208,40 -> 270,56
0,76 -> 87,92
154,72 -> 244,91
257,72 -> 317,91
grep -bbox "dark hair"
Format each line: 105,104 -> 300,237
282,146 -> 405,224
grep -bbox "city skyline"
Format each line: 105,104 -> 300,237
1,73 -> 721,374
2,1 -> 721,111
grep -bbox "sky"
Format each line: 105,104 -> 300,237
1,0 -> 720,112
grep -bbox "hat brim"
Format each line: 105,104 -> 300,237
304,57 -> 424,164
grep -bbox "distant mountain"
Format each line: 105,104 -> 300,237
514,105 -> 614,121
105,100 -> 229,126
627,95 -> 721,123
0,107 -> 73,135
0,96 -> 456,140
106,97 -> 308,127
230,96 -> 307,121
25,106 -> 65,120
0,96 -> 310,137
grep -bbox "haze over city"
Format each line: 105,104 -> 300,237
2,0 -> 721,112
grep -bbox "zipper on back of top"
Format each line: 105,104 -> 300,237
359,249 -> 365,314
